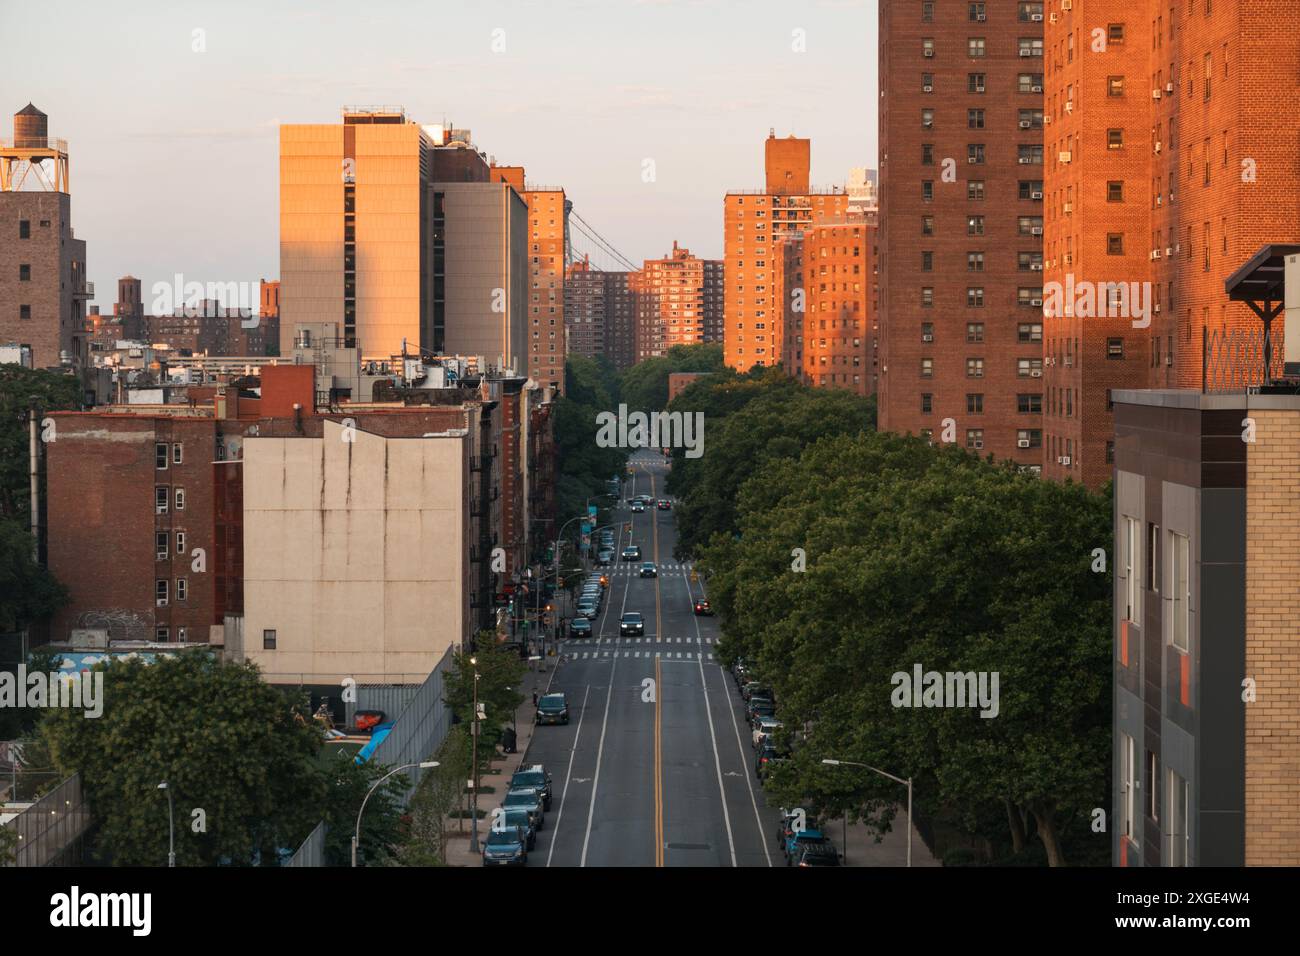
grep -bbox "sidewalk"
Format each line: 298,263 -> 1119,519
824,808 -> 941,867
443,654 -> 554,866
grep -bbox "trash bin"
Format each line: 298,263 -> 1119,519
502,726 -> 518,754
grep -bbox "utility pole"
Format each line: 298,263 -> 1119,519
469,657 -> 481,853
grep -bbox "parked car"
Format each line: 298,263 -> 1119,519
693,599 -> 713,616
741,681 -> 770,702
748,701 -> 776,727
596,549 -> 615,566
755,742 -> 786,779
639,562 -> 657,578
620,611 -> 645,636
791,842 -> 840,867
784,828 -> 831,864
498,807 -> 537,850
535,693 -> 569,726
482,824 -> 529,866
510,764 -> 553,810
776,808 -> 818,846
576,599 -> 599,620
621,545 -> 642,561
569,617 -> 592,638
753,717 -> 782,749
502,787 -> 546,830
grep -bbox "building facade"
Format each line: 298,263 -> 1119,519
878,2 -> 1045,466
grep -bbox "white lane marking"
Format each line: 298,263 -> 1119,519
579,651 -> 619,867
715,664 -> 773,867
546,684 -> 592,868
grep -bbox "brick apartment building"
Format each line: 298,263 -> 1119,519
724,132 -> 852,372
634,242 -> 724,362
1,104 -> 90,370
1044,0 -> 1300,487
878,2 -> 1045,467
564,256 -> 606,360
781,217 -> 877,396
490,166 -> 569,394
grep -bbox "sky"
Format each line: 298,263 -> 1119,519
1,0 -> 876,308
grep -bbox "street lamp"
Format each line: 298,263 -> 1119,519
821,758 -> 914,868
351,760 -> 439,867
468,656 -> 482,854
157,781 -> 175,868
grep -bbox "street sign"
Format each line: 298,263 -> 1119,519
588,504 -> 598,517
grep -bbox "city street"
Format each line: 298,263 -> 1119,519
524,451 -> 777,867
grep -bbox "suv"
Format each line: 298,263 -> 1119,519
510,764 -> 553,810
620,611 -> 645,636
535,692 -> 570,726
482,824 -> 528,866
621,545 -> 642,561
792,842 -> 840,867
502,787 -> 546,830
639,562 -> 657,578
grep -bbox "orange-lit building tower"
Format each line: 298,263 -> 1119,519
724,131 -> 851,372
634,242 -> 723,362
878,2 -> 1045,467
797,217 -> 876,396
1044,0 -> 1300,487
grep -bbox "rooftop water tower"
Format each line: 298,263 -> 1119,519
1,103 -> 70,192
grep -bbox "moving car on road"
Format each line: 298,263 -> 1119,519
482,825 -> 529,866
639,562 -> 657,578
630,501 -> 646,513
656,499 -> 671,510
693,599 -> 713,616
620,611 -> 645,636
535,693 -> 570,727
621,545 -> 642,561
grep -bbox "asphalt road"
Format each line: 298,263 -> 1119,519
524,450 -> 778,867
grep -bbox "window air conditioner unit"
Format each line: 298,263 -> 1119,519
1032,13 -> 1044,21
976,85 -> 986,93
974,441 -> 984,449
1064,253 -> 1073,264
1031,369 -> 1043,377
1018,439 -> 1031,448
1154,141 -> 1162,153
1031,298 -> 1044,307
1020,50 -> 1034,57
968,156 -> 978,163
1050,13 -> 1059,23
1151,249 -> 1161,259
1032,190 -> 1043,200
923,85 -> 934,93
1061,455 -> 1072,466
976,12 -> 987,21
1156,195 -> 1163,206
1064,101 -> 1073,112
1018,157 -> 1030,164
924,50 -> 934,58
1152,89 -> 1161,100
1166,247 -> 1173,256
1020,120 -> 1032,129
156,505 -> 167,515
1063,202 -> 1073,213
1166,83 -> 1174,93
1043,114 -> 1052,124
922,333 -> 934,342
1031,226 -> 1044,235
1064,355 -> 1073,367
156,598 -> 168,607
1153,303 -> 1161,313
1031,262 -> 1043,271
1061,0 -> 1072,9
1032,85 -> 1043,93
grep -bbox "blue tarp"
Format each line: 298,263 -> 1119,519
354,723 -> 394,764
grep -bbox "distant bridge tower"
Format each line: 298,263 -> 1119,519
1,103 -> 69,192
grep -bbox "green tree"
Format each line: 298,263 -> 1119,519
618,343 -> 724,414
0,645 -> 66,741
443,636 -> 525,763
0,365 -> 82,523
0,519 -> 68,634
35,654 -> 326,866
321,756 -> 408,867
398,725 -> 471,866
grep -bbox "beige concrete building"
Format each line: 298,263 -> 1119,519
242,418 -> 472,684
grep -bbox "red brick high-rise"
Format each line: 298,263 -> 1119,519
635,241 -> 723,363
1044,0 -> 1300,487
724,132 -> 851,372
878,2 -> 1045,466
791,217 -> 877,397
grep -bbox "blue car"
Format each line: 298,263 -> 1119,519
784,828 -> 830,864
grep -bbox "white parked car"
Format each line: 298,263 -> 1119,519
753,717 -> 782,750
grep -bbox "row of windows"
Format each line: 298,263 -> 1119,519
920,393 -> 1043,415
920,2 -> 1045,23
921,322 -> 1042,343
919,73 -> 1044,94
919,357 -> 1044,377
155,487 -> 186,512
155,578 -> 189,603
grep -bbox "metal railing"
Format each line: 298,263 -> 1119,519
0,136 -> 68,152
1202,325 -> 1285,393
284,819 -> 328,867
367,645 -> 456,800
2,773 -> 91,867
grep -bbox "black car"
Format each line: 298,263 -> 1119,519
535,692 -> 569,725
755,743 -> 787,779
748,699 -> 776,726
621,545 -> 642,561
776,808 -> 818,846
792,843 -> 840,867
510,764 -> 553,811
693,599 -> 713,616
499,807 -> 537,850
620,611 -> 645,636
639,562 -> 657,578
481,824 -> 528,866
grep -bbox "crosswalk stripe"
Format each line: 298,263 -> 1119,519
708,653 -> 714,661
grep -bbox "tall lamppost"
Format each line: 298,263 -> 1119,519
821,758 -> 914,868
468,656 -> 482,853
157,781 -> 175,868
351,760 -> 439,867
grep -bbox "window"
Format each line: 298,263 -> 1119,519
156,579 -> 169,605
920,358 -> 934,377
176,578 -> 188,602
1147,522 -> 1160,592
1017,322 -> 1042,343
1124,516 -> 1140,622
1146,751 -> 1159,821
921,393 -> 933,413
156,532 -> 169,560
1017,358 -> 1042,376
1108,76 -> 1126,96
1107,337 -> 1125,358
968,38 -> 986,57
967,288 -> 984,307
968,109 -> 985,129
1167,769 -> 1189,866
1017,394 -> 1042,414
966,393 -> 984,413
1017,428 -> 1042,448
1120,733 -> 1136,842
921,287 -> 934,307
922,143 -> 935,165
967,322 -> 985,342
19,264 -> 30,281
1108,23 -> 1125,43
1107,233 -> 1125,255
172,443 -> 183,465
156,627 -> 169,641
175,488 -> 186,511
1170,532 -> 1189,652
968,143 -> 985,164
968,73 -> 986,93
965,428 -> 984,448
967,216 -> 985,236
922,251 -> 933,271
1107,181 -> 1125,202
263,629 -> 278,650
155,487 -> 169,514
922,73 -> 935,92
922,38 -> 935,57
176,531 -> 186,555
922,181 -> 934,202
921,322 -> 934,341
1107,441 -> 1115,464
966,357 -> 985,378
19,220 -> 30,239
968,2 -> 986,19
156,443 -> 169,470
19,305 -> 31,320
921,216 -> 934,235
1107,129 -> 1124,149
921,108 -> 934,129
967,251 -> 985,272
